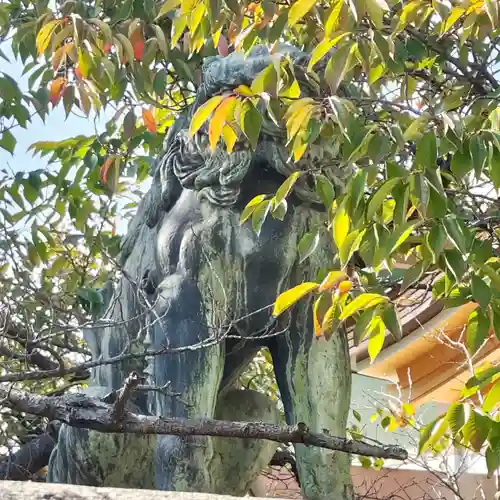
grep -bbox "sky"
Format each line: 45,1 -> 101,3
0,44 -> 108,174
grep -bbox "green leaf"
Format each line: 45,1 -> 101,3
239,100 -> 262,150
325,43 -> 353,93
403,113 -> 430,141
483,380 -> 500,413
272,282 -> 319,317
471,275 -> 491,310
427,223 -> 446,263
366,178 -> 403,221
0,130 -> 16,154
298,231 -> 320,263
401,260 -> 425,293
409,173 -> 429,217
462,411 -> 491,451
339,293 -> 388,321
481,264 -> 500,292
447,403 -> 465,437
451,148 -> 472,180
315,174 -> 335,208
492,307 -> 500,341
443,215 -> 468,255
486,445 -> 500,477
443,248 -> 466,282
251,199 -> 272,236
470,135 -> 487,179
189,95 -> 225,136
123,109 -> 136,140
240,194 -> 267,224
288,0 -> 316,27
416,131 -> 437,168
490,148 -> 500,189
382,303 -> 402,341
333,205 -> 350,250
466,309 -> 490,355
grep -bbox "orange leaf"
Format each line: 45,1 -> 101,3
100,157 -> 115,184
142,108 -> 157,133
103,43 -> 113,54
74,66 -> 83,80
208,96 -> 236,151
130,28 -> 145,61
49,77 -> 67,105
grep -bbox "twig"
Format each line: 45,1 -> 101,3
110,371 -> 144,421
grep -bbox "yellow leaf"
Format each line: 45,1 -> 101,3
189,95 -> 225,136
318,270 -> 348,292
171,15 -> 188,48
52,44 -> 67,71
367,317 -> 385,362
222,124 -> 238,152
286,104 -> 315,143
441,6 -> 466,33
272,282 -> 319,317
292,133 -> 308,162
314,293 -> 333,337
36,19 -> 62,55
275,172 -> 301,205
288,0 -> 316,27
308,32 -> 350,72
240,194 -> 267,224
325,0 -> 344,38
333,206 -> 349,249
339,293 -> 388,321
157,0 -> 181,18
189,2 -> 206,33
235,85 -> 254,96
208,96 -> 237,151
322,300 -> 340,340
284,97 -> 316,120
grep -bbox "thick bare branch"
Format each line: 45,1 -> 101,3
0,387 -> 408,461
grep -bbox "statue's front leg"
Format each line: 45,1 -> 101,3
146,272 -> 224,493
270,306 -> 354,500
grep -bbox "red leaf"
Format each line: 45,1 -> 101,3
74,66 -> 83,80
218,34 -> 229,56
49,77 -> 67,105
130,28 -> 145,61
142,108 -> 157,133
100,157 -> 114,184
103,43 -> 113,54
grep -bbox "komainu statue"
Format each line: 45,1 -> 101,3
48,45 -> 354,500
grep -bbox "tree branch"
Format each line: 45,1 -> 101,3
0,387 -> 408,461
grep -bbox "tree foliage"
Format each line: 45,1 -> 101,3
1,0 -> 500,481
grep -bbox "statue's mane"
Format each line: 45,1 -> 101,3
119,45 -> 345,264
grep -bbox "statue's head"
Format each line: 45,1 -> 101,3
156,44 -> 352,207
